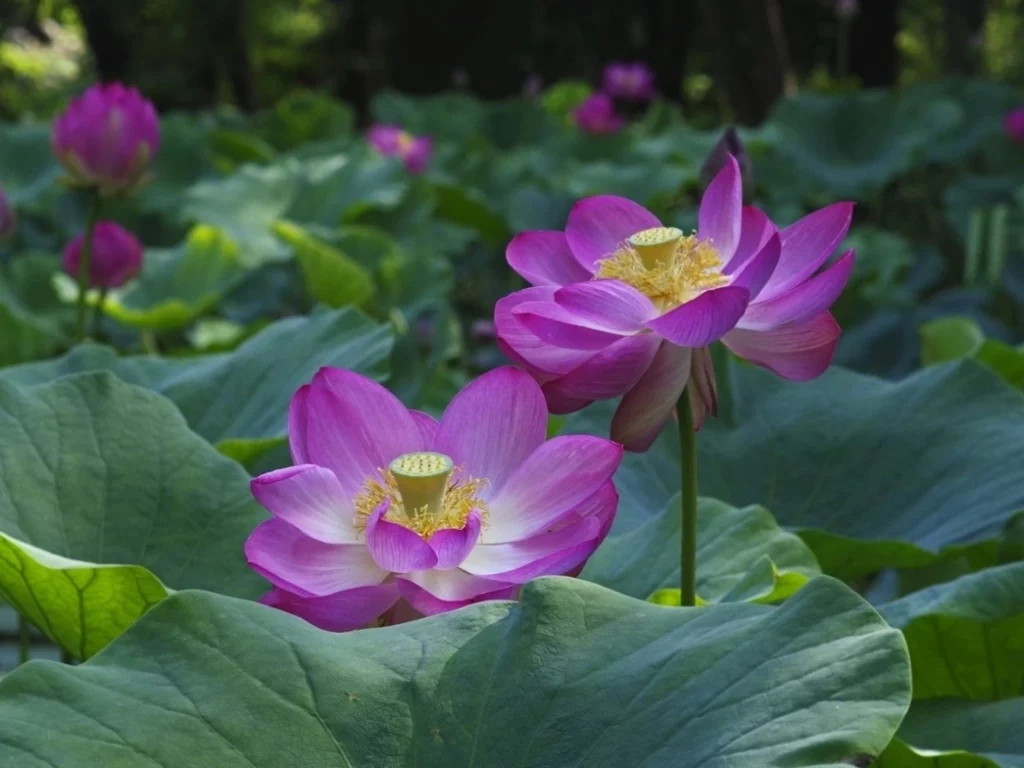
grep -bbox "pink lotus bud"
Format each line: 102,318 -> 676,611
52,83 -> 160,196
700,126 -> 754,200
1004,107 -> 1024,143
602,62 -> 656,102
0,185 -> 14,240
366,124 -> 433,174
62,221 -> 143,289
572,93 -> 625,135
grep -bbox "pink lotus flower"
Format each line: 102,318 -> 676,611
494,156 -> 854,451
0,184 -> 14,240
245,366 -> 621,629
52,83 -> 160,195
62,221 -> 144,289
1004,107 -> 1024,143
366,124 -> 433,174
602,62 -> 656,102
573,93 -> 625,135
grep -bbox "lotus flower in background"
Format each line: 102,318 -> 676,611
52,83 -> 160,195
0,184 -> 14,240
602,61 -> 656,102
62,221 -> 144,288
366,124 -> 433,174
835,0 -> 859,20
246,366 -> 621,630
572,93 -> 625,135
495,155 -> 854,451
700,126 -> 754,202
1003,107 -> 1024,143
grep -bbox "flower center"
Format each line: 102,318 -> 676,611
352,451 -> 488,539
594,227 -> 727,311
396,131 -> 415,153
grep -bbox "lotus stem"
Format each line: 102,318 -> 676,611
676,387 -> 698,607
18,615 -> 30,665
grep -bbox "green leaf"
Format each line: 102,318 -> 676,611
920,316 -> 985,365
273,220 -> 375,308
0,254 -> 69,366
0,308 -> 393,448
564,361 -> 1024,580
878,701 -> 1024,768
0,577 -> 910,766
583,496 -> 820,604
208,128 -> 278,171
432,183 -> 510,246
0,373 -> 266,658
880,562 -> 1024,701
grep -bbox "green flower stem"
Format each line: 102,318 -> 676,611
18,615 -> 30,665
74,192 -> 103,342
676,386 -> 698,607
92,287 -> 108,340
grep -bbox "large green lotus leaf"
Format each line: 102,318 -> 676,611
764,90 -> 960,200
0,123 -> 60,208
0,577 -> 910,767
136,113 -> 218,215
878,700 -> 1024,768
0,253 -> 70,366
0,307 -> 393,448
564,361 -> 1024,580
880,562 -> 1024,700
257,89 -> 355,151
0,373 -> 266,658
583,495 -> 820,604
920,317 -> 1024,392
286,150 -> 409,226
371,90 -> 486,143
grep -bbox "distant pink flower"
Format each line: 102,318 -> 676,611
1004,107 -> 1024,143
836,0 -> 858,20
366,124 -> 433,174
494,156 -> 855,451
0,185 -> 14,240
472,318 -> 496,341
52,83 -> 160,195
62,221 -> 143,288
602,62 -> 656,102
572,93 -> 625,135
246,366 -> 621,629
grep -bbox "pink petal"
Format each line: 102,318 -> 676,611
513,301 -> 632,350
364,503 -> 438,573
541,333 -> 660,404
543,389 -> 593,415
287,384 -> 311,463
245,519 -> 386,597
486,436 -> 623,543
565,195 -> 661,271
723,312 -> 840,381
460,515 -> 601,580
611,342 -> 691,452
759,203 -> 854,300
729,233 -> 780,301
569,480 -> 619,541
739,250 -> 855,331
687,347 -> 718,431
428,510 -> 482,570
644,286 -> 749,347
723,206 -> 777,275
433,366 -> 547,494
410,410 -> 439,444
260,584 -> 400,632
554,280 -> 657,330
302,368 -> 425,499
507,230 -> 593,286
396,569 -> 517,615
494,287 -> 595,378
250,465 -> 358,544
697,155 -> 742,264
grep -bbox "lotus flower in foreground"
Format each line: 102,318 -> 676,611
246,366 -> 621,630
52,83 -> 160,195
495,156 -> 854,451
366,124 -> 433,174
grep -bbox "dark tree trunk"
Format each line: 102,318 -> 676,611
944,0 -> 987,75
698,0 -> 788,125
849,0 -> 900,87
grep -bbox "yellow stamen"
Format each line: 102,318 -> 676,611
396,131 -> 415,153
352,452 -> 488,539
595,230 -> 727,311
